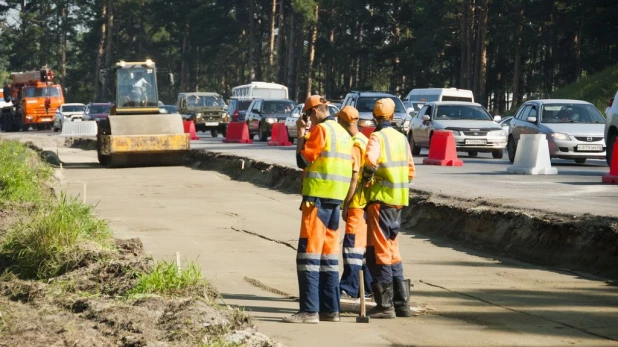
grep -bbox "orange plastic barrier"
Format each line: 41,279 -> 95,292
422,130 -> 463,166
361,126 -> 376,137
602,141 -> 618,183
222,121 -> 253,144
182,120 -> 200,140
268,122 -> 292,146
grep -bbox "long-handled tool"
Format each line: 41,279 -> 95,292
356,269 -> 370,323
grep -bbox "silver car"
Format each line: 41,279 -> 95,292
507,99 -> 607,164
284,103 -> 340,143
409,101 -> 507,158
53,103 -> 86,132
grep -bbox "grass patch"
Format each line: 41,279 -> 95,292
0,193 -> 114,279
127,260 -> 206,297
0,140 -> 53,205
552,64 -> 618,113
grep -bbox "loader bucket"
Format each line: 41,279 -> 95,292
59,121 -> 98,137
97,113 -> 190,168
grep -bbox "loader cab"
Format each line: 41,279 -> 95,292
112,60 -> 160,114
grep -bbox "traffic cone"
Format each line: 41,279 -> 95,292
422,130 -> 463,166
602,141 -> 618,183
506,134 -> 557,175
222,121 -> 253,144
361,126 -> 376,138
268,122 -> 292,146
183,120 -> 200,140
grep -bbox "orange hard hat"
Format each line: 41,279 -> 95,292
373,98 -> 395,119
336,106 -> 360,123
303,95 -> 327,112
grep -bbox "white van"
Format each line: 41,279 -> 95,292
405,88 -> 474,112
231,81 -> 288,100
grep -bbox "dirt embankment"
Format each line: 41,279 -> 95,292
0,139 -> 284,347
186,150 -> 618,280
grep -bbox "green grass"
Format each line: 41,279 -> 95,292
0,140 -> 53,204
0,193 -> 114,279
127,260 -> 206,297
552,64 -> 618,113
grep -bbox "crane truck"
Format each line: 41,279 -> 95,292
1,66 -> 64,132
96,59 -> 190,167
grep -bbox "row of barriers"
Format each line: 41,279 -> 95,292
204,121 -> 618,184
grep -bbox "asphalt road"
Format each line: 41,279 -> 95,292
2,129 -> 617,347
190,132 -> 618,218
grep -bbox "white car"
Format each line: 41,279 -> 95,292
284,103 -> 340,143
53,103 -> 86,132
605,91 -> 618,165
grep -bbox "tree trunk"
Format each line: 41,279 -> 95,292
286,11 -> 296,98
476,0 -> 488,106
60,3 -> 67,90
103,0 -> 114,101
268,0 -> 277,77
276,0 -> 286,83
93,0 -> 108,102
305,4 -> 319,98
511,9 -> 524,110
390,19 -> 401,94
294,28 -> 304,101
326,23 -> 335,99
248,0 -> 256,80
180,22 -> 191,92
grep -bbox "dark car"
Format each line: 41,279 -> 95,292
227,98 -> 254,121
84,102 -> 113,122
245,98 -> 295,141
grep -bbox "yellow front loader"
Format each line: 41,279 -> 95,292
96,59 -> 189,168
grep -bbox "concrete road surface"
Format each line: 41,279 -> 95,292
46,144 -> 618,347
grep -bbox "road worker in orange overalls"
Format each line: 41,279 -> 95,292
336,106 -> 373,300
283,95 -> 353,324
362,98 -> 416,319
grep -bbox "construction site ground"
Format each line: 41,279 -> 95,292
0,130 -> 617,347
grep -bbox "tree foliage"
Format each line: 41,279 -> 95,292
0,0 -> 616,111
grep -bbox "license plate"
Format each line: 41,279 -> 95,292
205,122 -> 219,126
41,118 -> 51,122
465,139 -> 487,145
577,144 -> 602,151
72,119 -> 82,122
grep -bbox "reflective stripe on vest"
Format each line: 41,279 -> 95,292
302,120 -> 353,200
350,132 -> 368,209
368,127 -> 410,206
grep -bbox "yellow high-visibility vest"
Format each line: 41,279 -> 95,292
349,132 -> 368,209
302,119 -> 353,201
367,127 -> 410,206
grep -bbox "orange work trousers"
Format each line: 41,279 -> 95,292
365,202 -> 404,284
339,208 -> 373,298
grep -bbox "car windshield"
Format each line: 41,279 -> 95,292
62,105 -> 85,112
238,100 -> 252,110
541,104 -> 605,124
434,105 -> 492,121
24,86 -> 61,97
262,101 -> 294,114
357,97 -> 406,113
90,105 -> 110,114
186,95 -> 225,107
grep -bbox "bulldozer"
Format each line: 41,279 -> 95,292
96,59 -> 190,168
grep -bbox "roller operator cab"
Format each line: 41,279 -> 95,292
96,59 -> 190,168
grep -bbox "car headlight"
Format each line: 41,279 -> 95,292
266,117 -> 277,124
449,130 -> 460,136
551,132 -> 570,140
488,130 -> 506,136
403,120 -> 411,128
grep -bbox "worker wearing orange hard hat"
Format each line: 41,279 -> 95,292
283,95 -> 353,324
336,105 -> 373,300
362,97 -> 416,319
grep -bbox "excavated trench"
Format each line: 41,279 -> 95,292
185,150 -> 618,280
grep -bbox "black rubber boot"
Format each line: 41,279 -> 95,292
367,282 -> 395,319
393,278 -> 412,317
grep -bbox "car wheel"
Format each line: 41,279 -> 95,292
607,132 -> 616,166
210,129 -> 218,138
575,158 -> 586,164
492,150 -> 504,159
468,151 -> 478,157
507,136 -> 516,163
409,133 -> 421,155
258,123 -> 268,141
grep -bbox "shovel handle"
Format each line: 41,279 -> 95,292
359,269 -> 366,317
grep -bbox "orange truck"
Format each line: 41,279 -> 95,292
1,66 -> 64,132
